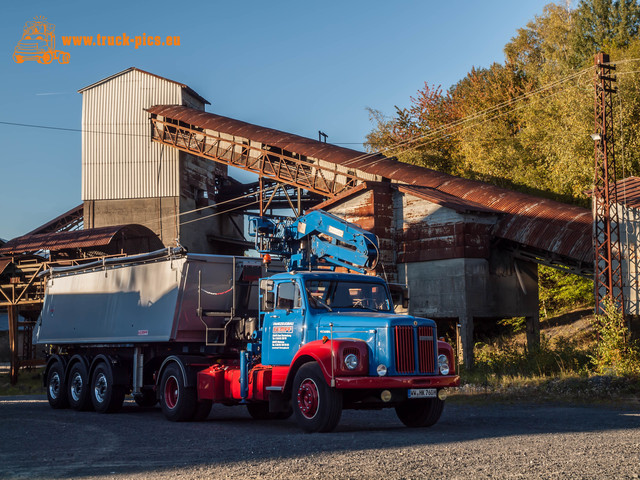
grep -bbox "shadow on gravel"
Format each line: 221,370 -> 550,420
1,397 -> 639,478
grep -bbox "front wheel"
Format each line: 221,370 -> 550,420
395,398 -> 444,427
292,362 -> 342,433
159,363 -> 197,422
91,362 -> 125,413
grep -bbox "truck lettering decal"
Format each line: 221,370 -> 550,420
272,322 -> 294,350
137,330 -> 149,336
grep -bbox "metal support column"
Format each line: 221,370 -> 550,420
7,305 -> 18,385
593,52 -> 624,315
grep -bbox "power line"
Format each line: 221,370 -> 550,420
0,120 -> 365,146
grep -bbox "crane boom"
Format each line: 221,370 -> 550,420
251,210 -> 378,273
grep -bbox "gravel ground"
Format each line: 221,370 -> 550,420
0,395 -> 639,479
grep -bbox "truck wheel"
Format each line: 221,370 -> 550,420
159,363 -> 197,422
292,363 -> 342,433
395,398 -> 444,427
91,363 -> 125,413
134,388 -> 157,408
67,362 -> 93,411
46,362 -> 68,409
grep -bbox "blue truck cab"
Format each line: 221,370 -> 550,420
258,270 -> 459,432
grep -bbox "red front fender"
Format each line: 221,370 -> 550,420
283,339 -> 369,392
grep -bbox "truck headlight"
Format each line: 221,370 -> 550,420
438,354 -> 450,375
344,353 -> 359,370
376,364 -> 387,376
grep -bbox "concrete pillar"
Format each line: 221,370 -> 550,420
526,313 -> 540,351
7,305 -> 18,385
460,315 -> 474,369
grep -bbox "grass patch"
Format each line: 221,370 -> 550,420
0,368 -> 45,396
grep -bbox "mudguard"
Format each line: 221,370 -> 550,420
43,354 -> 68,388
283,339 -> 368,393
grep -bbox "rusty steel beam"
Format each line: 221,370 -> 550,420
593,53 -> 624,315
149,116 -> 361,199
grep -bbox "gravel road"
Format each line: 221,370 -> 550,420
0,395 -> 639,479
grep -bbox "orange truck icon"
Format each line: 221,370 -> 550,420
13,17 -> 69,65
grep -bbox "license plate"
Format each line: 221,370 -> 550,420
408,388 -> 437,399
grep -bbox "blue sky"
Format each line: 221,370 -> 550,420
1,0 -> 556,240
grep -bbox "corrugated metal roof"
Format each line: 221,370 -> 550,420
616,176 -> 640,209
0,224 -> 162,255
79,67 -> 210,105
150,105 -> 593,265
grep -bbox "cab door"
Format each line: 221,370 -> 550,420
261,279 -> 305,366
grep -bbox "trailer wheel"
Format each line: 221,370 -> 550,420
67,362 -> 93,411
46,361 -> 68,409
159,363 -> 197,422
133,388 -> 157,408
395,398 -> 444,428
91,362 -> 125,413
292,362 -> 342,433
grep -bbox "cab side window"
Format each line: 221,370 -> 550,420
276,282 -> 301,310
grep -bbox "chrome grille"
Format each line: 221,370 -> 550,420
394,325 -> 436,374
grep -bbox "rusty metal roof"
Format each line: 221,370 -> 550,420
616,177 -> 640,209
147,105 -> 388,165
355,159 -> 593,264
0,224 -> 163,255
150,105 -> 593,265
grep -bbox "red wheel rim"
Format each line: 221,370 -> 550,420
164,375 -> 179,409
297,378 -> 319,419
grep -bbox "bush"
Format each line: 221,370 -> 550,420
472,334 -> 590,379
539,266 -> 593,318
590,299 -> 640,377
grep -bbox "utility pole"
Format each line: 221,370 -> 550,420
593,52 -> 624,315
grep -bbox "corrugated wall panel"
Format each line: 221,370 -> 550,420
81,70 -> 183,200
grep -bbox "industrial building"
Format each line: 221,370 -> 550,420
0,67 -> 596,380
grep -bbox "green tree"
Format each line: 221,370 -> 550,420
572,0 -> 640,64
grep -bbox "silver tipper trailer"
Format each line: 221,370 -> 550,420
36,248 -> 264,346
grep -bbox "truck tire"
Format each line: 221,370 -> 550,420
159,363 -> 197,422
133,388 -> 158,408
292,362 -> 342,433
46,361 -> 68,409
395,398 -> 444,428
67,362 -> 93,411
90,362 -> 125,413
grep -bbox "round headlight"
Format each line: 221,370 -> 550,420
376,364 -> 387,376
344,353 -> 359,370
438,354 -> 450,375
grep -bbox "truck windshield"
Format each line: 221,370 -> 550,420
305,280 -> 392,312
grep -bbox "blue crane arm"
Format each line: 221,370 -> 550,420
250,210 -> 379,273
